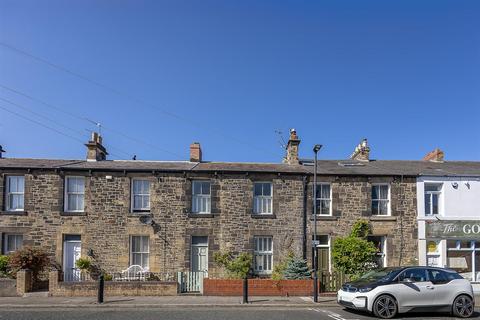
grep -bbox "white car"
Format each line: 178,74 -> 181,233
337,266 -> 474,319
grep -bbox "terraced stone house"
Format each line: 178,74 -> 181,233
0,130 -> 476,283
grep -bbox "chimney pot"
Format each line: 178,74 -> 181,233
422,148 -> 444,162
190,142 -> 202,162
85,132 -> 108,161
350,138 -> 370,161
284,129 -> 301,165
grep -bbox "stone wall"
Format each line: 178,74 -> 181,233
48,270 -> 177,297
0,168 -> 418,277
306,176 -> 418,267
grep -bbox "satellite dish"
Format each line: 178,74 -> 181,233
139,215 -> 154,226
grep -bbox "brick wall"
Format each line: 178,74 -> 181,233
203,278 -> 315,296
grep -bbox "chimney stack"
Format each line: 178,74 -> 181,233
350,138 -> 370,161
423,148 -> 444,162
0,145 -> 5,159
284,129 -> 301,165
85,132 -> 108,161
190,142 -> 202,162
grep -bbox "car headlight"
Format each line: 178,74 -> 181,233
358,286 -> 374,293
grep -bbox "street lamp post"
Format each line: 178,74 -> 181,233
312,144 -> 322,303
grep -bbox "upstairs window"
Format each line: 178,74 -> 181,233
5,176 -> 25,211
425,184 -> 442,215
253,182 -> 272,214
65,177 -> 85,212
315,183 -> 331,215
372,184 -> 389,215
192,181 -> 211,213
254,236 -> 273,274
132,179 -> 150,212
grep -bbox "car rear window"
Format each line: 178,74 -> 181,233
429,269 -> 463,283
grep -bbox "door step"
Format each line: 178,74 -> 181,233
23,291 -> 49,297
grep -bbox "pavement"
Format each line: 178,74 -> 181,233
0,295 -> 338,309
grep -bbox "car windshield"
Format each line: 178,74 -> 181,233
358,268 -> 402,282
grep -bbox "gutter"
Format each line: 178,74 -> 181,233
302,175 -> 308,260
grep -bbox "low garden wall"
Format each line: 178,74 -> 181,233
203,279 -> 317,296
0,278 -> 17,297
48,270 -> 178,297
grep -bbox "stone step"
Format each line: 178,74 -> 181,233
23,291 -> 49,298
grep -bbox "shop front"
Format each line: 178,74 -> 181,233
421,220 -> 480,284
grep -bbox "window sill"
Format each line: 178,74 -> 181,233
310,215 -> 338,221
251,214 -> 276,219
188,213 -> 218,218
369,216 -> 397,221
1,211 -> 27,216
61,211 -> 87,216
128,212 -> 152,217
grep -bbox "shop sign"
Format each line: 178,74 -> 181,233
426,220 -> 480,239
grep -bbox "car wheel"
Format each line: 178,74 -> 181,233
452,295 -> 474,318
373,294 -> 398,319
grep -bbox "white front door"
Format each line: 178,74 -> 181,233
192,246 -> 208,273
63,236 -> 81,281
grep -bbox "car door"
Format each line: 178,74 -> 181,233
428,269 -> 457,306
394,268 -> 436,309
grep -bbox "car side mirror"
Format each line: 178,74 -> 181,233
401,277 -> 414,283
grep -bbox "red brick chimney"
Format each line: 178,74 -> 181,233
350,138 -> 370,162
423,148 -> 444,162
284,129 -> 301,165
85,132 -> 108,161
190,142 -> 202,162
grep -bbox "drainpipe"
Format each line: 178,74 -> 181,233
302,175 -> 308,260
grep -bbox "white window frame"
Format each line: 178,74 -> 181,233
253,182 -> 273,215
315,234 -> 331,272
371,184 -> 391,216
130,235 -> 150,270
5,175 -> 25,212
192,180 -> 211,214
3,233 -> 23,254
131,179 -> 151,212
253,236 -> 273,275
424,183 -> 442,216
64,176 -> 85,213
315,183 -> 332,216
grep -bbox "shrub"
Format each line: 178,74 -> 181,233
214,251 -> 252,279
0,255 -> 11,277
332,219 -> 378,279
103,273 -> 113,281
75,257 -> 92,272
8,246 -> 50,280
272,251 -> 294,280
283,256 -> 311,280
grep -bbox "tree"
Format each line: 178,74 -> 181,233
283,256 -> 311,280
272,251 -> 294,280
332,219 -> 378,279
213,251 -> 252,279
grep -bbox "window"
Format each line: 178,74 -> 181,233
447,240 -> 480,282
65,177 -> 85,212
426,240 -> 441,267
424,183 -> 442,215
315,184 -> 331,215
2,234 -> 23,254
5,176 -> 25,211
371,184 -> 389,215
253,182 -> 272,214
132,179 -> 150,212
398,268 -> 428,282
254,236 -> 273,274
130,236 -> 149,269
192,181 -> 211,213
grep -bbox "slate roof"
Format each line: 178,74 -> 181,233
0,158 -> 479,177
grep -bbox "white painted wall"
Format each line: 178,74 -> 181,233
417,176 -> 480,218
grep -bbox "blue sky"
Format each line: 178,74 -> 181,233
0,0 -> 479,162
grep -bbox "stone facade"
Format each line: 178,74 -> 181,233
0,164 -> 418,277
